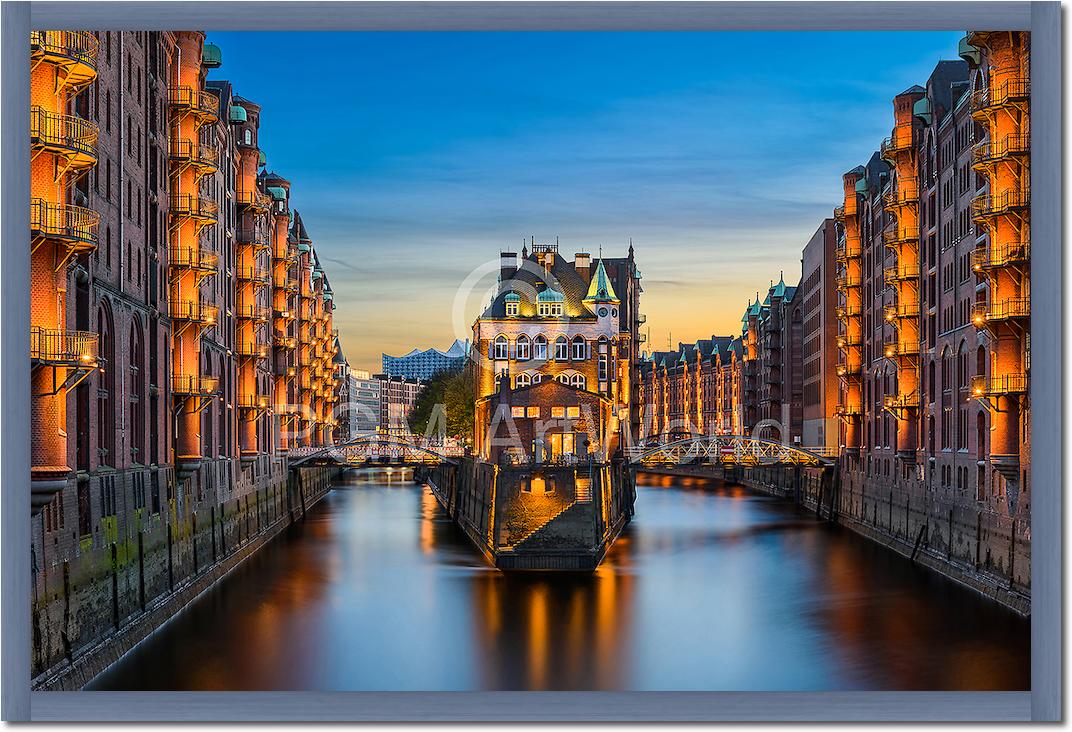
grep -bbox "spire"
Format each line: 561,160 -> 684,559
628,238 -> 634,259
583,258 -> 619,304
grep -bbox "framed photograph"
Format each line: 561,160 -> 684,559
1,0 -> 1061,722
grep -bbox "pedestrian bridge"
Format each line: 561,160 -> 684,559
625,434 -> 837,468
288,435 -> 463,468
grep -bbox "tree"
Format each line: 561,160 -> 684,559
408,367 -> 474,441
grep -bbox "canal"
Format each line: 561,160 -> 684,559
89,471 -> 1029,691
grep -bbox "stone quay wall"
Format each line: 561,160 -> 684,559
31,460 -> 339,690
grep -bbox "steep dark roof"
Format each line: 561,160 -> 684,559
481,249 -> 596,320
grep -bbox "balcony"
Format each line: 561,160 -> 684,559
973,298 -> 1030,326
972,134 -> 1030,167
883,302 -> 920,321
30,31 -> 98,90
171,374 -> 220,396
835,272 -> 862,290
971,79 -> 1030,116
237,189 -> 271,213
236,340 -> 270,359
236,265 -> 271,285
236,225 -> 270,249
883,393 -> 919,411
30,326 -> 98,366
835,363 -> 862,378
835,404 -> 863,418
168,85 -> 219,122
237,394 -> 271,410
882,181 -> 919,209
169,194 -> 218,223
835,333 -> 862,349
168,138 -> 219,174
835,242 -> 862,262
879,130 -> 913,160
170,300 -> 218,326
884,263 -> 921,284
274,305 -> 296,320
833,205 -> 845,223
972,240 -> 1030,272
637,313 -> 647,325
30,106 -> 98,171
236,305 -> 271,322
170,245 -> 219,273
970,373 -> 1028,397
883,225 -> 919,247
883,340 -> 920,358
972,190 -> 1030,220
274,335 -> 298,350
30,198 -> 99,253
835,304 -> 862,319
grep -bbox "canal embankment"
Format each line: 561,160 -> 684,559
32,463 -> 339,691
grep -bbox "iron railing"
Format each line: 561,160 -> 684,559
169,194 -> 219,221
970,79 -> 1030,113
169,245 -> 219,271
168,85 -> 219,119
30,326 -> 98,364
971,373 -> 1028,396
235,305 -> 271,321
170,300 -> 218,324
30,106 -> 98,161
30,198 -> 100,249
971,241 -> 1030,271
30,30 -> 99,68
971,190 -> 1030,219
171,374 -> 220,395
168,138 -> 219,170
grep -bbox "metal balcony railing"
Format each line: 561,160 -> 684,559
972,190 -> 1030,219
237,394 -> 271,410
835,362 -> 862,377
236,189 -> 271,212
235,305 -> 271,322
884,302 -> 920,321
972,134 -> 1030,165
169,245 -> 219,272
30,198 -> 100,250
171,374 -> 220,395
30,326 -> 98,365
168,85 -> 220,121
883,393 -> 920,410
30,30 -> 99,69
971,373 -> 1028,396
883,340 -> 920,358
30,106 -> 98,165
274,335 -> 298,350
835,242 -> 862,261
169,194 -> 219,222
880,129 -> 913,158
236,265 -> 271,285
971,79 -> 1030,113
168,138 -> 219,171
833,205 -> 845,222
882,181 -> 920,209
974,298 -> 1030,324
235,340 -> 269,359
835,404 -> 863,417
835,304 -> 862,319
883,225 -> 919,246
972,241 -> 1030,272
170,300 -> 218,325
835,272 -> 862,289
884,263 -> 921,283
835,333 -> 862,349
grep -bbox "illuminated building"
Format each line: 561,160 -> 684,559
382,339 -> 469,381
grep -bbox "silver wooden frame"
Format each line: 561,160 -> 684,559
1,1 -> 1061,721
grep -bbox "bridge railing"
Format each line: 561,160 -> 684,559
625,435 -> 835,467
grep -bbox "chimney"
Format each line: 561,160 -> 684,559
500,251 -> 518,283
574,252 -> 591,281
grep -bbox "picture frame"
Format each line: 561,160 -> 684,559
1,0 -> 1061,721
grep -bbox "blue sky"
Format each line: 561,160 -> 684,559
206,31 -> 964,371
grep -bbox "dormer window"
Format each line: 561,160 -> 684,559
504,292 -> 521,317
506,301 -> 519,316
536,288 -> 565,317
538,302 -> 562,317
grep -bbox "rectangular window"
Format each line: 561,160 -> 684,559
551,406 -> 565,418
566,406 -> 580,418
506,302 -> 519,316
511,406 -> 525,418
526,406 -> 540,418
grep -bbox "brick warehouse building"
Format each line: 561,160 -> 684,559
30,32 -> 342,681
833,33 -> 1030,596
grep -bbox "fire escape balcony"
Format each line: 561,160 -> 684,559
236,265 -> 271,286
30,326 -> 98,367
833,205 -> 845,223
237,394 -> 271,411
883,392 -> 920,413
235,305 -> 271,322
236,189 -> 271,213
30,106 -> 98,174
171,374 -> 219,396
835,272 -> 862,290
972,190 -> 1030,220
836,304 -> 863,319
973,298 -> 1030,326
882,180 -> 920,209
168,138 -> 219,175
883,340 -> 920,359
235,340 -> 269,359
880,130 -> 913,160
884,263 -> 921,284
30,31 -> 98,91
972,134 -> 1030,167
237,225 -> 271,251
971,79 -> 1030,117
836,362 -> 862,378
970,373 -> 1028,397
274,334 -> 298,350
274,272 -> 299,291
274,305 -> 296,320
168,85 -> 219,123
835,404 -> 863,418
835,241 -> 862,262
169,194 -> 218,224
972,240 -> 1030,272
169,245 -> 219,273
170,300 -> 218,326
30,198 -> 100,255
836,333 -> 862,349
883,225 -> 919,247
884,302 -> 920,321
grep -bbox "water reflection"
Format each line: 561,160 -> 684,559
89,470 -> 1029,691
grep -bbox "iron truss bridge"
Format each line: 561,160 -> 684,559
288,436 -> 463,468
625,435 -> 836,467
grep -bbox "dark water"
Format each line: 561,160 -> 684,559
89,472 -> 1029,691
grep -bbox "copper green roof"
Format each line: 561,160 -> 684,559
583,259 -> 619,303
504,292 -> 521,302
267,186 -> 286,201
201,43 -> 222,68
536,288 -> 565,303
229,105 -> 247,123
258,150 -> 267,167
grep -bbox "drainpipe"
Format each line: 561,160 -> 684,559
117,32 -> 127,469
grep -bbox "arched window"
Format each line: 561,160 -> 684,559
531,372 -> 542,384
516,372 -> 531,389
96,304 -> 115,467
571,335 -> 586,361
493,335 -> 508,360
533,335 -> 547,361
570,373 -> 586,390
554,336 -> 568,361
516,334 -> 531,360
556,373 -> 570,384
128,320 -> 145,464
